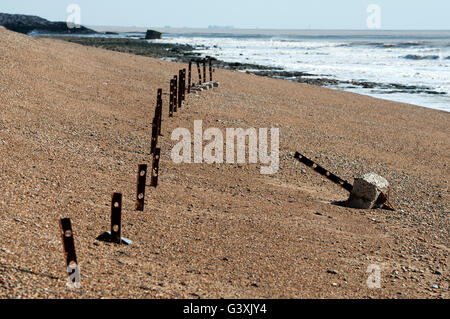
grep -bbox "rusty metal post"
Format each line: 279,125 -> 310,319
188,61 -> 192,93
136,164 -> 147,211
150,115 -> 158,155
178,70 -> 183,109
151,148 -> 161,187
209,58 -> 213,82
180,69 -> 184,100
173,75 -> 178,113
294,152 -> 353,192
169,79 -> 174,117
203,59 -> 207,83
181,68 -> 186,101
150,90 -> 161,155
157,88 -> 162,136
59,218 -> 77,268
59,218 -> 79,287
111,192 -> 122,244
197,61 -> 202,85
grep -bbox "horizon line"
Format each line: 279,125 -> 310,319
88,25 -> 450,32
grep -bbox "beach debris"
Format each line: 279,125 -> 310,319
327,269 -> 338,275
198,83 -> 211,90
151,148 -> 161,188
97,193 -> 132,245
145,29 -> 162,40
188,80 -> 219,91
136,164 -> 148,211
347,173 -> 391,209
294,152 -> 395,210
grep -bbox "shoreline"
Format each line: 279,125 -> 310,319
43,35 -> 448,111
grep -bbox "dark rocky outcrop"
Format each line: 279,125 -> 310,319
403,54 -> 439,60
145,29 -> 162,40
0,13 -> 96,35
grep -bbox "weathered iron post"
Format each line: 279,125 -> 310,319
136,164 -> 148,211
181,69 -> 186,101
157,88 -> 162,136
197,61 -> 202,85
150,89 -> 162,155
178,70 -> 183,109
110,192 -> 123,244
203,59 -> 207,83
59,218 -> 79,287
169,79 -> 174,117
151,148 -> 161,187
59,218 -> 77,266
173,75 -> 178,113
188,61 -> 192,93
209,57 -> 213,82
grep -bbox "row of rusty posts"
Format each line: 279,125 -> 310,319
60,57 -> 215,287
189,57 -> 213,89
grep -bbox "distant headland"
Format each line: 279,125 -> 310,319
0,12 -> 96,34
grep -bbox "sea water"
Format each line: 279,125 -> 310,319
154,30 -> 450,112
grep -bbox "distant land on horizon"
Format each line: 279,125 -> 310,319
88,25 -> 450,35
1,12 -> 449,37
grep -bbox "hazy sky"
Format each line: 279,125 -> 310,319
1,0 -> 449,30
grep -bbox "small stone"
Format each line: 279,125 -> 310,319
327,270 -> 338,275
431,284 -> 439,289
434,270 -> 443,275
314,212 -> 323,216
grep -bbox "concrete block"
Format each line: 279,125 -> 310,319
347,172 -> 389,209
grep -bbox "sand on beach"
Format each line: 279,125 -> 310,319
0,26 -> 448,299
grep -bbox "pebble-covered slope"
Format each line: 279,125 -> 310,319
0,27 -> 448,299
